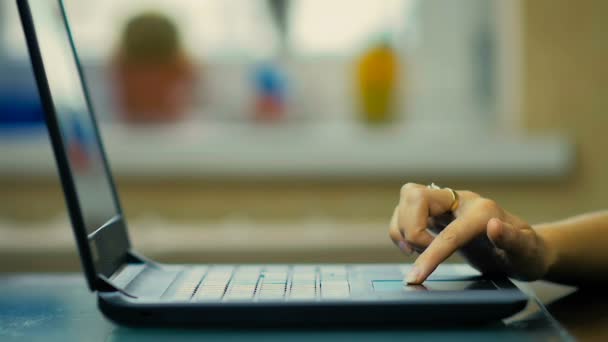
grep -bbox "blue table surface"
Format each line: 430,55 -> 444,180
0,274 -> 572,341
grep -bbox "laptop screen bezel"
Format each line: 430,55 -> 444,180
17,0 -> 132,291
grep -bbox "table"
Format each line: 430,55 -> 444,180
0,274 -> 584,341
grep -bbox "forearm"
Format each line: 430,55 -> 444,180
535,211 -> 608,286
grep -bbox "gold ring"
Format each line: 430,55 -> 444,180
445,187 -> 459,212
427,183 -> 459,212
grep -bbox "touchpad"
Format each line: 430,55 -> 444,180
372,279 -> 497,292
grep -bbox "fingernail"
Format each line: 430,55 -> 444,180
398,241 -> 413,255
405,266 -> 421,284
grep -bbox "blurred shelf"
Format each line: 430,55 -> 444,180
0,216 -> 410,271
0,121 -> 575,181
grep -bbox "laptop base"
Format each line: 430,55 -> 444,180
98,262 -> 528,327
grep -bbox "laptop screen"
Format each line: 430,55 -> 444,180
28,1 -> 120,235
20,0 -> 131,286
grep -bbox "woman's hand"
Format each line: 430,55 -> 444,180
389,183 -> 554,284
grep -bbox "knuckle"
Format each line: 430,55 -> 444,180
388,228 -> 402,242
400,183 -> 424,203
463,190 -> 480,198
477,198 -> 499,212
459,190 -> 480,203
400,182 -> 420,195
405,230 -> 429,246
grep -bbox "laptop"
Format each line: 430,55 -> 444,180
17,0 -> 528,326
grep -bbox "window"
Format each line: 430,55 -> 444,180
2,1 -> 571,181
288,0 -> 412,56
3,0 -> 280,61
2,0 -> 416,61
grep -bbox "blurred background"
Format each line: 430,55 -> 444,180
0,0 -> 605,272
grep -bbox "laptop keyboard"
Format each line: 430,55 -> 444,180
166,266 -> 350,302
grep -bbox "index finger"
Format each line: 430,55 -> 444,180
405,216 -> 483,284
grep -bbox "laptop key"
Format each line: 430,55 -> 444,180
224,283 -> 259,301
292,272 -> 316,282
321,280 -> 350,299
196,292 -> 225,301
289,280 -> 317,301
263,272 -> 288,282
257,280 -> 287,300
225,292 -> 255,299
194,268 -> 234,301
170,267 -> 207,301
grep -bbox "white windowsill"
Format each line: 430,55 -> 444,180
0,121 -> 575,180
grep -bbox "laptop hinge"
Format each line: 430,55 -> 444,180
126,250 -> 160,268
95,274 -> 137,298
95,250 -> 161,297
96,250 -> 151,298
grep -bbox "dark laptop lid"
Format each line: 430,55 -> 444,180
17,0 -> 131,290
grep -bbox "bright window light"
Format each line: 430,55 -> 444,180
288,0 -> 410,56
3,0 -> 414,60
3,0 -> 279,60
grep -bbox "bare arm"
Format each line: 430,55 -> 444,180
537,211 -> 608,286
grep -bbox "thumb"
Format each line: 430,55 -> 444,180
486,218 -> 529,256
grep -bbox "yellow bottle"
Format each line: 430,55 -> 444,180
355,41 -> 400,124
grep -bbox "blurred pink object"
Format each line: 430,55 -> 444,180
110,12 -> 197,124
112,54 -> 196,124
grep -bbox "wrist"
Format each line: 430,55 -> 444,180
534,225 -> 559,280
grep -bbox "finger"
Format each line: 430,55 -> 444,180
405,217 -> 481,284
487,218 -> 530,256
397,184 -> 461,248
397,185 -> 434,247
389,206 -> 414,255
398,194 -> 434,248
427,189 -> 461,217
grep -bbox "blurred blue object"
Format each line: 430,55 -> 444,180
0,86 -> 44,128
253,63 -> 286,97
252,62 -> 288,121
0,67 -> 45,133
